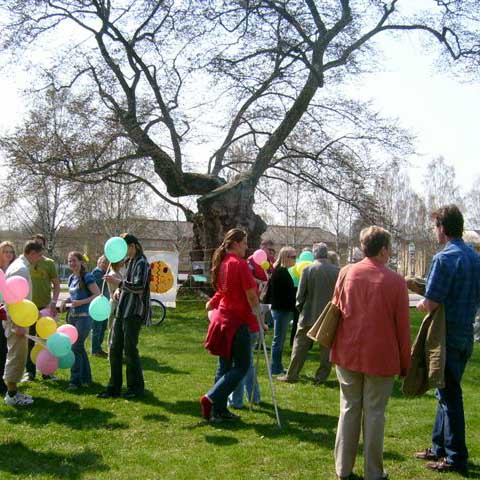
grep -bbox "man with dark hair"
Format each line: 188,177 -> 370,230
4,241 -> 43,406
415,204 -> 480,474
277,242 -> 339,384
23,234 -> 60,382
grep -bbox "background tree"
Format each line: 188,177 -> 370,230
1,1 -> 479,260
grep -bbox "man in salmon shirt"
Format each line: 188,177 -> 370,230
415,205 -> 480,475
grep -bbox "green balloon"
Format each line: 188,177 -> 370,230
46,332 -> 72,358
104,236 -> 128,263
58,350 -> 75,369
299,251 -> 314,262
288,266 -> 299,287
89,295 -> 111,321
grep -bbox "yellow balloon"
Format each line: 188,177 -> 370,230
36,317 -> 57,339
30,343 -> 46,364
8,300 -> 39,328
296,260 -> 312,277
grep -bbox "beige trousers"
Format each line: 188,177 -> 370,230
334,366 -> 394,480
285,324 -> 331,382
3,320 -> 28,384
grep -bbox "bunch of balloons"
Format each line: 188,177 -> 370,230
34,320 -> 79,375
288,250 -> 314,287
88,235 -> 128,322
251,249 -> 270,270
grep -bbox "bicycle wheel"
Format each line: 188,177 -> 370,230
149,298 -> 167,326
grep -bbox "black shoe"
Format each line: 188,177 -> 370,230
211,409 -> 240,423
123,390 -> 143,399
97,390 -> 120,399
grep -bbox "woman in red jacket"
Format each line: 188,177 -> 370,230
201,228 -> 261,423
332,226 -> 411,480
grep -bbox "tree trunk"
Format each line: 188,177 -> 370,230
190,176 -> 266,268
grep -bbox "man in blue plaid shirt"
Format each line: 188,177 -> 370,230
415,205 -> 480,475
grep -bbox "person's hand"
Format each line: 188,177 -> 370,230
71,299 -> 82,308
104,274 -> 121,285
262,322 -> 268,332
14,327 -> 26,337
416,298 -> 428,312
59,300 -> 67,313
49,302 -> 58,319
205,301 -> 213,311
113,289 -> 120,301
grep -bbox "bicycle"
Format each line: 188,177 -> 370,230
148,298 -> 167,326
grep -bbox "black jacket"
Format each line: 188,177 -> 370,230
265,266 -> 296,311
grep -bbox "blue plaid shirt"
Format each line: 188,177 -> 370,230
425,239 -> 480,348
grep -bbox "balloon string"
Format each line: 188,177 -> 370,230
26,334 -> 47,346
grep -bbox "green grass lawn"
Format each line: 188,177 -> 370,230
1,296 -> 479,480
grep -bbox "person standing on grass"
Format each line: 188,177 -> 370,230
414,205 -> 480,475
332,226 -> 411,480
3,241 -> 44,406
0,241 -> 17,397
90,255 -> 110,358
201,228 -> 261,423
266,246 -> 297,375
99,234 -> 151,400
104,260 -> 125,350
277,243 -> 339,385
23,233 -> 60,382
60,252 -> 100,391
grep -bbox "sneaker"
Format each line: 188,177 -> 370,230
42,374 -> 59,381
92,351 -> 108,358
20,372 -> 35,383
66,383 -> 80,391
277,374 -> 297,383
97,390 -> 120,399
4,392 -> 34,406
200,395 -> 213,420
211,409 -> 240,423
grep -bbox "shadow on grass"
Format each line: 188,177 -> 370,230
0,440 -> 109,478
204,435 -> 239,446
0,397 -> 127,431
140,356 -> 189,375
143,413 -> 169,422
466,462 -> 480,479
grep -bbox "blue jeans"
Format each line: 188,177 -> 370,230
431,340 -> 473,467
270,309 -> 292,375
229,331 -> 260,408
68,314 -> 93,386
91,319 -> 107,353
207,324 -> 251,414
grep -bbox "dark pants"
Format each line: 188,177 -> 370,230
108,315 -> 144,395
0,325 -> 7,394
431,341 -> 473,468
91,319 -> 107,353
207,324 -> 251,414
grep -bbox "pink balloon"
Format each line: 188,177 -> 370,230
37,349 -> 59,375
57,324 -> 79,345
2,276 -> 30,304
252,249 -> 267,265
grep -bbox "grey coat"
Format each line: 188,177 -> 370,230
296,259 -> 340,328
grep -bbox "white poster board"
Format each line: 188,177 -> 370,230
147,251 -> 179,308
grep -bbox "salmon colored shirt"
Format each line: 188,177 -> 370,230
330,257 -> 411,377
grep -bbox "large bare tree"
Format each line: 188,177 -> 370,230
1,1 -> 478,260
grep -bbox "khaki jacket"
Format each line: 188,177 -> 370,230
403,305 -> 445,396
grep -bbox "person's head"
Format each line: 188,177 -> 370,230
0,241 -> 16,269
327,250 -> 339,266
359,226 -> 391,264
110,260 -> 124,272
23,240 -> 44,266
97,254 -> 109,271
211,228 -> 248,288
260,239 -> 275,257
121,233 -> 144,258
431,204 -> 464,244
313,242 -> 328,260
68,251 -> 86,274
274,246 -> 297,269
32,234 -> 47,249
352,247 -> 364,263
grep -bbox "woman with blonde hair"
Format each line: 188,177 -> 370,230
0,241 -> 16,396
201,228 -> 261,423
265,246 -> 297,375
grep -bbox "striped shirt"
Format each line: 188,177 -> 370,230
117,254 -> 151,323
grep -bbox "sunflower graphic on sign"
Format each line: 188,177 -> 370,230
150,260 -> 174,293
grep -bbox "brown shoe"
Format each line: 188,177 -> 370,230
414,448 -> 439,461
426,459 -> 467,474
276,374 -> 297,383
93,351 -> 108,358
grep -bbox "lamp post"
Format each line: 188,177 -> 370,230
408,241 -> 416,276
